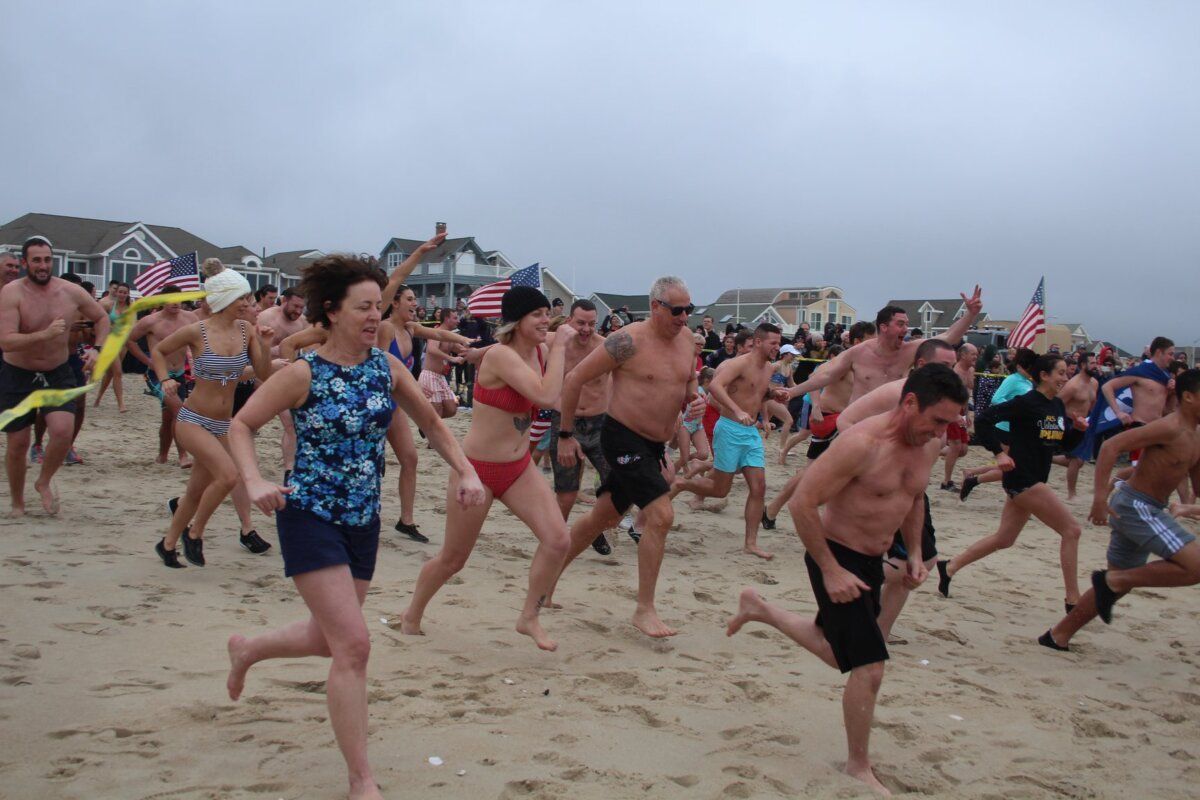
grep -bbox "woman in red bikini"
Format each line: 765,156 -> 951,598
400,286 -> 569,650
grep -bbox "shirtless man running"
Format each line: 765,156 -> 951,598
788,287 -> 982,404
727,364 -> 967,795
255,288 -> 309,472
0,237 -> 110,515
127,284 -> 200,466
548,276 -> 704,637
1057,351 -> 1099,498
550,299 -> 614,554
763,322 -> 876,530
1097,337 -> 1175,481
669,322 -> 786,559
1040,368 -> 1200,651
420,309 -> 465,419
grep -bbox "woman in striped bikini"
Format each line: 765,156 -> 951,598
151,259 -> 274,568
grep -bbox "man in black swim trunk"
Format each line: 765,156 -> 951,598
547,276 -> 705,638
726,364 -> 966,795
0,237 -> 109,515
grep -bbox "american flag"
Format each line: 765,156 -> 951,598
466,263 -> 541,318
134,252 -> 200,296
1007,277 -> 1046,350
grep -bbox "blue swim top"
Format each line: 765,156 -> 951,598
192,320 -> 251,385
288,349 -> 395,526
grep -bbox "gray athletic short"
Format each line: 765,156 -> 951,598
549,412 -> 611,493
1106,481 -> 1196,569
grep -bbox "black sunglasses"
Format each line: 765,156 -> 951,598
654,299 -> 695,317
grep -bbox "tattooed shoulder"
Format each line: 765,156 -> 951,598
604,331 -> 636,364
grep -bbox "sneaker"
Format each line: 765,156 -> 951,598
627,527 -> 641,544
168,496 -> 180,517
29,444 -> 43,464
618,513 -> 635,531
940,481 -> 957,492
239,529 -> 272,554
958,475 -> 979,501
155,538 -> 186,569
591,534 -> 611,555
395,520 -> 429,543
181,530 -> 205,567
1092,570 -> 1118,624
64,448 -> 83,466
761,511 -> 776,530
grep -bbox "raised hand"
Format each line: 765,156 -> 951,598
960,285 -> 983,316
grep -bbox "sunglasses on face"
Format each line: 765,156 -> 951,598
654,299 -> 695,316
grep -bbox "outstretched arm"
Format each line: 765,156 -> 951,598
788,348 -> 853,398
935,285 -> 983,345
381,233 -> 447,307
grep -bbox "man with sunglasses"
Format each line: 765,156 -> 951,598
546,276 -> 705,638
789,286 -> 984,405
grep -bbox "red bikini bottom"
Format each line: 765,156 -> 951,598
467,450 -> 531,499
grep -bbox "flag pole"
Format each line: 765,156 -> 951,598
1038,276 -> 1046,353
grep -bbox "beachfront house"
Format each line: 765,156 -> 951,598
885,297 -> 991,336
691,287 -> 857,334
263,249 -> 326,290
377,234 -> 514,309
0,212 -> 275,293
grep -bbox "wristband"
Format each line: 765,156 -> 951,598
557,430 -> 574,439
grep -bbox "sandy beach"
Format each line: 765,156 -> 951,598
2,396 -> 1198,800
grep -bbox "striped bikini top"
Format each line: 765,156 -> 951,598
193,321 -> 251,385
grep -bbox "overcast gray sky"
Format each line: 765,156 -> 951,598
4,2 -> 1197,351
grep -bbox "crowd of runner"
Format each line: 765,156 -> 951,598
2,234 -> 1197,798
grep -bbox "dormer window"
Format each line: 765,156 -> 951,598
123,248 -> 140,260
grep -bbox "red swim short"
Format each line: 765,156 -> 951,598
946,423 -> 969,444
809,412 -> 840,440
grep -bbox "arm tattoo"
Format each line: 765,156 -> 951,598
604,331 -> 636,364
513,415 -> 532,434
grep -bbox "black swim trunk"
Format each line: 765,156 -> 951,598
68,352 -> 86,387
276,503 -> 380,581
550,412 -> 610,493
597,415 -> 669,515
805,539 -> 888,673
0,361 -> 78,432
806,430 -> 838,461
232,380 -> 257,416
887,492 -> 937,561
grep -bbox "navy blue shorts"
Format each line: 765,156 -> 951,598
276,503 -> 380,581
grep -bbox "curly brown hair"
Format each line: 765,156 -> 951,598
298,254 -> 386,327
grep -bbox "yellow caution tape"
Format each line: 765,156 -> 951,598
0,291 -> 205,430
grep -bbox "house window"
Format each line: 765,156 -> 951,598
110,260 -> 147,285
811,312 -> 822,328
828,300 -> 839,317
123,248 -> 141,260
426,259 -> 443,275
842,315 -> 852,325
387,252 -> 403,269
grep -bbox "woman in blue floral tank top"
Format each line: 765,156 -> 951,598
226,255 -> 484,800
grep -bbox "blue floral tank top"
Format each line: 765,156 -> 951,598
288,349 -> 395,526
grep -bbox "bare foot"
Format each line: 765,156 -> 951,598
515,615 -> 558,651
846,761 -> 891,796
155,453 -> 169,465
34,480 -> 59,515
118,405 -> 128,413
179,456 -> 193,469
226,634 -> 252,701
778,450 -> 790,465
727,587 -> 772,636
685,497 -> 705,511
631,605 -> 676,638
399,610 -> 424,636
744,544 -> 774,560
8,504 -> 25,518
349,780 -> 384,800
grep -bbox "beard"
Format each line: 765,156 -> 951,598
27,270 -> 52,286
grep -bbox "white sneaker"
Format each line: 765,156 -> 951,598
618,513 -> 635,531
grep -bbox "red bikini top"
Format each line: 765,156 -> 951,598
473,346 -> 546,415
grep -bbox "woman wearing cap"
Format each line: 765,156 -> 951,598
151,259 -> 274,568
400,286 -> 569,651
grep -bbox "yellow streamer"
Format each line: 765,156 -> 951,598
0,290 -> 206,430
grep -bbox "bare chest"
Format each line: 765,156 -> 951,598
854,349 -> 909,396
18,290 -> 78,333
